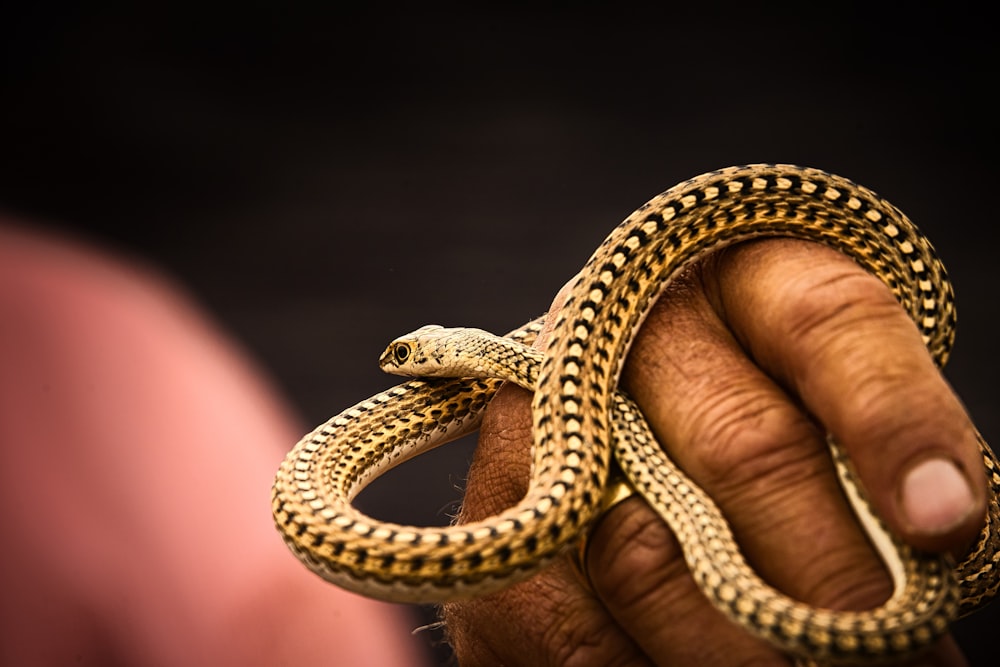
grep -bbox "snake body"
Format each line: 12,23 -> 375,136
272,164 -> 1000,663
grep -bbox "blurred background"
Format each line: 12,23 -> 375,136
2,3 -> 996,664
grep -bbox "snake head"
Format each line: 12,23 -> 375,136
379,324 -> 533,386
379,324 -> 449,376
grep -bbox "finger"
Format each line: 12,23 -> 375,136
538,274 -> 802,663
584,488 -> 797,665
616,257 -> 967,664
706,238 -> 985,554
442,384 -> 651,667
458,384 -> 800,666
613,266 -> 894,661
621,263 -> 886,609
586,497 -> 970,665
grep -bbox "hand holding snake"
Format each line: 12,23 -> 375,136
443,237 -> 991,665
272,165 -> 999,665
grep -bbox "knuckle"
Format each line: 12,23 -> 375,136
589,505 -> 790,665
543,604 -> 631,667
535,588 -> 602,666
774,265 -> 928,399
778,262 -> 902,350
591,502 -> 692,612
843,372 -> 934,443
442,573 -> 627,667
512,567 -> 638,667
679,377 -> 825,496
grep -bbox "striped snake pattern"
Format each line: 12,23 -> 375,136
272,164 -> 1000,663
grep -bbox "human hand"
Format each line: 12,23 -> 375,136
0,225 -> 427,667
441,238 -> 987,666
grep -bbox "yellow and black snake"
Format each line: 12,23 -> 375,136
272,164 -> 1000,664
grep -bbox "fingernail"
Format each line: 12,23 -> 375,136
900,457 -> 976,535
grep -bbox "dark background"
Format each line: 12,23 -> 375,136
2,4 -> 996,665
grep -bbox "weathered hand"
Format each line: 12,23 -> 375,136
442,238 -> 986,666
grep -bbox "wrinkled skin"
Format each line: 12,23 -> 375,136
443,239 -> 986,667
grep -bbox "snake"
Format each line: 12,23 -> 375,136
271,164 -> 1000,663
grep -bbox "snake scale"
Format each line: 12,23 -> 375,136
272,164 -> 1000,663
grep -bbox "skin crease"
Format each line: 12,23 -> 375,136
442,238 -> 986,666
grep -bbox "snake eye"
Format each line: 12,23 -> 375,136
393,343 -> 411,364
